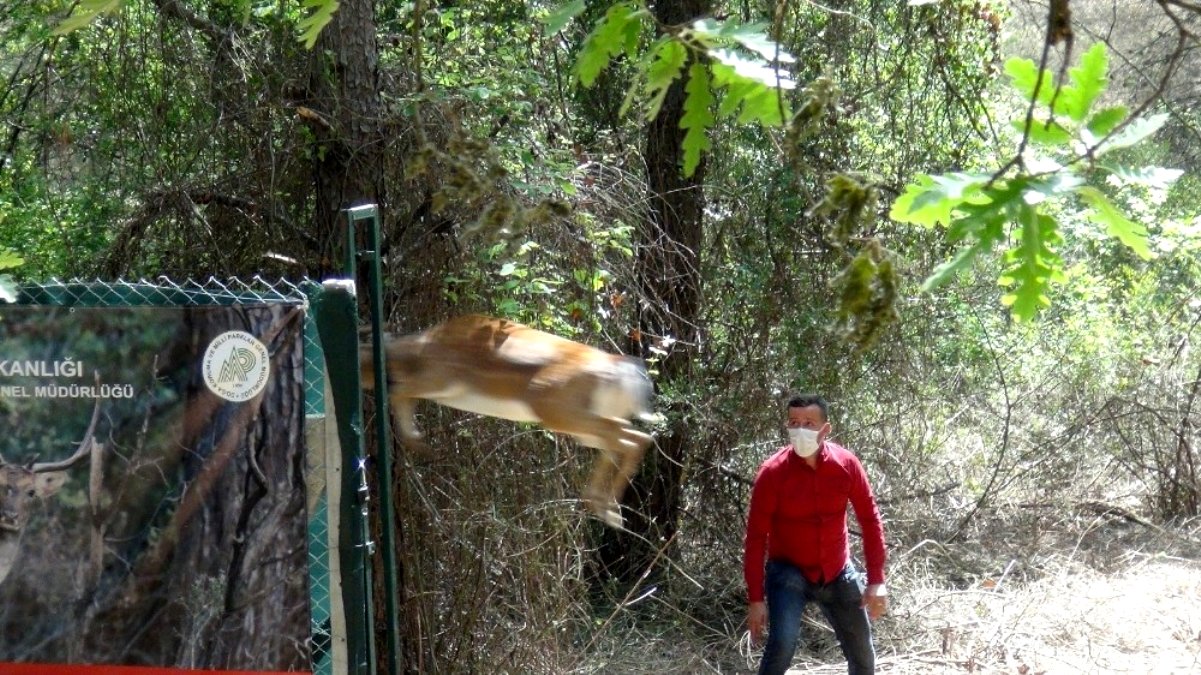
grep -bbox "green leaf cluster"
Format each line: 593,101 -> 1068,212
574,2 -> 645,87
50,0 -> 339,49
0,249 -> 23,272
549,4 -> 794,177
298,0 -> 341,49
52,0 -> 123,35
680,64 -> 716,179
830,240 -> 898,353
891,43 -> 1180,322
0,249 -> 22,303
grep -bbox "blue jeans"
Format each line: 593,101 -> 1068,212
758,560 -> 875,675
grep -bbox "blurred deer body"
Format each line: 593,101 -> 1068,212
364,315 -> 653,528
0,399 -> 101,584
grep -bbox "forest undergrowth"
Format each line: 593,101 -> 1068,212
577,497 -> 1201,674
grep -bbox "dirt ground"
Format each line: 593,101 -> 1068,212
583,513 -> 1201,674
868,553 -> 1201,674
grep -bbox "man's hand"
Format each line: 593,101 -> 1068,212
862,583 -> 888,620
748,601 -> 767,645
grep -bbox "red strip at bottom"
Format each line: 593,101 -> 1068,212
0,665 -> 309,675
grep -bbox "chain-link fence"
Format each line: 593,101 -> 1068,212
9,276 -> 361,674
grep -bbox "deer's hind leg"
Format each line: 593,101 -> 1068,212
581,427 -> 653,529
534,399 -> 633,527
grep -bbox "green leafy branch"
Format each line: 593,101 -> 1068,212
298,0 -> 340,49
52,0 -> 124,35
891,43 -> 1180,321
52,0 -> 339,49
547,3 -> 795,177
0,249 -> 25,303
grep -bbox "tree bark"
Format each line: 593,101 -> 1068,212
597,0 -> 710,585
306,0 -> 386,273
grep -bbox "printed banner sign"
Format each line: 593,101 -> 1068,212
0,304 -> 311,673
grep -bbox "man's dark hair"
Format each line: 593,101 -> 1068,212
787,394 -> 829,421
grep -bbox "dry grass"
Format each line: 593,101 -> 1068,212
882,552 -> 1201,674
577,513 -> 1201,675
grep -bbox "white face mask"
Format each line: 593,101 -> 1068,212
788,427 -> 820,458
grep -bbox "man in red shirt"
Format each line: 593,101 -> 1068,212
744,394 -> 887,675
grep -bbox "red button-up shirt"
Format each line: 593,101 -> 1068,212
743,441 -> 886,603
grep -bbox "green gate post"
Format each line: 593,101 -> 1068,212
345,204 -> 403,675
312,281 -> 376,675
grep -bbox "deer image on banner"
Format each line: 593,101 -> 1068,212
363,315 -> 654,528
0,398 -> 102,585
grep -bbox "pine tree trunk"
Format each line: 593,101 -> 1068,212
306,0 -> 385,271
598,0 -> 710,585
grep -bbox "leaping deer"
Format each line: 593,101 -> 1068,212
363,315 -> 654,528
0,397 -> 102,585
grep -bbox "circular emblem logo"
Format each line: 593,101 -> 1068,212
203,331 -> 270,402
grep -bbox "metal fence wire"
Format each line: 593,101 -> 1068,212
12,276 -> 345,675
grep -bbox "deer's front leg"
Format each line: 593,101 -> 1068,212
532,392 -> 633,529
584,447 -> 624,529
388,394 -> 431,454
607,428 -> 652,506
